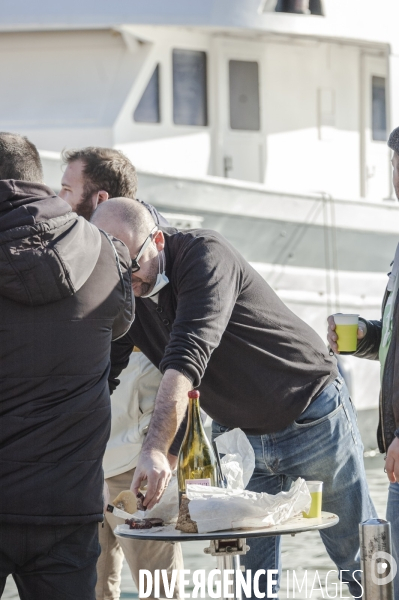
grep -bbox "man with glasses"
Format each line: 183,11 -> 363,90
92,196 -> 375,600
59,147 -> 182,600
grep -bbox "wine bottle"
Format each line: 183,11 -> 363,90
177,390 -> 219,505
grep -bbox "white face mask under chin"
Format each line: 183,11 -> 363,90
141,251 -> 169,298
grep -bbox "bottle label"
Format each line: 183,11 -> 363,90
185,478 -> 211,487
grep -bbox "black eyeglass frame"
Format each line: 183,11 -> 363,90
131,226 -> 158,273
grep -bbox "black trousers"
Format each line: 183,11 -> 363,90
0,521 -> 100,600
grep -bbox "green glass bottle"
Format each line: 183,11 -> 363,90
177,390 -> 218,505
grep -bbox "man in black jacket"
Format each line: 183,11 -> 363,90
93,197 -> 375,599
0,133 -> 133,600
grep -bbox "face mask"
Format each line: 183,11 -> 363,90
142,251 -> 169,298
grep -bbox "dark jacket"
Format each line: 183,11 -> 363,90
0,180 -> 133,525
354,294 -> 397,453
110,228 -> 337,435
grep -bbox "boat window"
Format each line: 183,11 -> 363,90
229,60 -> 260,131
172,49 -> 208,126
133,65 -> 160,123
275,0 -> 325,15
372,76 -> 387,142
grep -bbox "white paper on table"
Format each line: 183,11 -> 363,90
186,477 -> 311,534
115,523 -> 170,536
215,428 -> 255,489
124,428 -> 309,534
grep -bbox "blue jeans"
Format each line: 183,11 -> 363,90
212,377 -> 376,599
387,482 -> 399,600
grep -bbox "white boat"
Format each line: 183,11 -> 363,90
2,0 -> 399,448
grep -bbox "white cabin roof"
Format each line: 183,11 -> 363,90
1,0 -> 398,50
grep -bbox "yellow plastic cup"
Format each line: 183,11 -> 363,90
303,481 -> 323,519
334,313 -> 359,354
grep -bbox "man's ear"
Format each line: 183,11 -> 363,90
154,230 -> 165,252
91,190 -> 109,213
97,190 -> 109,206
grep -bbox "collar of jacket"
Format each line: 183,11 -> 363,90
0,179 -> 103,306
0,179 -> 71,232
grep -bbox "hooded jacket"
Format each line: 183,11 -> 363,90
0,180 -> 133,525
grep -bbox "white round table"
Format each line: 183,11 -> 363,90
115,511 -> 339,600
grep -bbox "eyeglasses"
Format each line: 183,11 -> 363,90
131,226 -> 158,273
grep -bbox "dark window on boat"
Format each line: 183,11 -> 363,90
275,0 -> 325,15
172,49 -> 208,126
134,65 -> 160,123
372,76 -> 387,142
229,60 -> 260,131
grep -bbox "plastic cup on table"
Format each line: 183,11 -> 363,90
303,481 -> 323,519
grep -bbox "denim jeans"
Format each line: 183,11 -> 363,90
386,482 -> 399,600
212,377 -> 376,599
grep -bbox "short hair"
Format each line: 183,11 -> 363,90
0,132 -> 43,182
388,127 -> 399,155
91,197 -> 155,243
62,147 -> 138,200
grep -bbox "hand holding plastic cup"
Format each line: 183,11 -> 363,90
303,481 -> 323,519
333,313 -> 359,354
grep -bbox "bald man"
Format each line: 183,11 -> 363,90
92,198 -> 374,600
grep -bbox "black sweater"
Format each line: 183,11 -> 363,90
110,228 -> 337,435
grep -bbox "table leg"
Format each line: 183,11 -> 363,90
217,554 -> 242,600
204,538 -> 249,600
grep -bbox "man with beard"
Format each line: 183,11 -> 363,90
59,147 -> 182,600
59,146 -> 166,226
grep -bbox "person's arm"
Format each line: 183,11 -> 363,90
353,318 -> 382,360
131,369 -> 192,508
131,235 -> 242,507
386,439 -> 399,483
109,327 -> 135,394
103,234 -> 134,342
159,235 -> 241,385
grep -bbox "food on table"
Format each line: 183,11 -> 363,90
175,495 -> 198,533
125,517 -> 164,529
112,490 -> 136,514
136,491 -> 147,512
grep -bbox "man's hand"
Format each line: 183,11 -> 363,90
131,449 -> 171,510
386,437 -> 399,483
103,480 -> 110,513
327,315 -> 366,354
